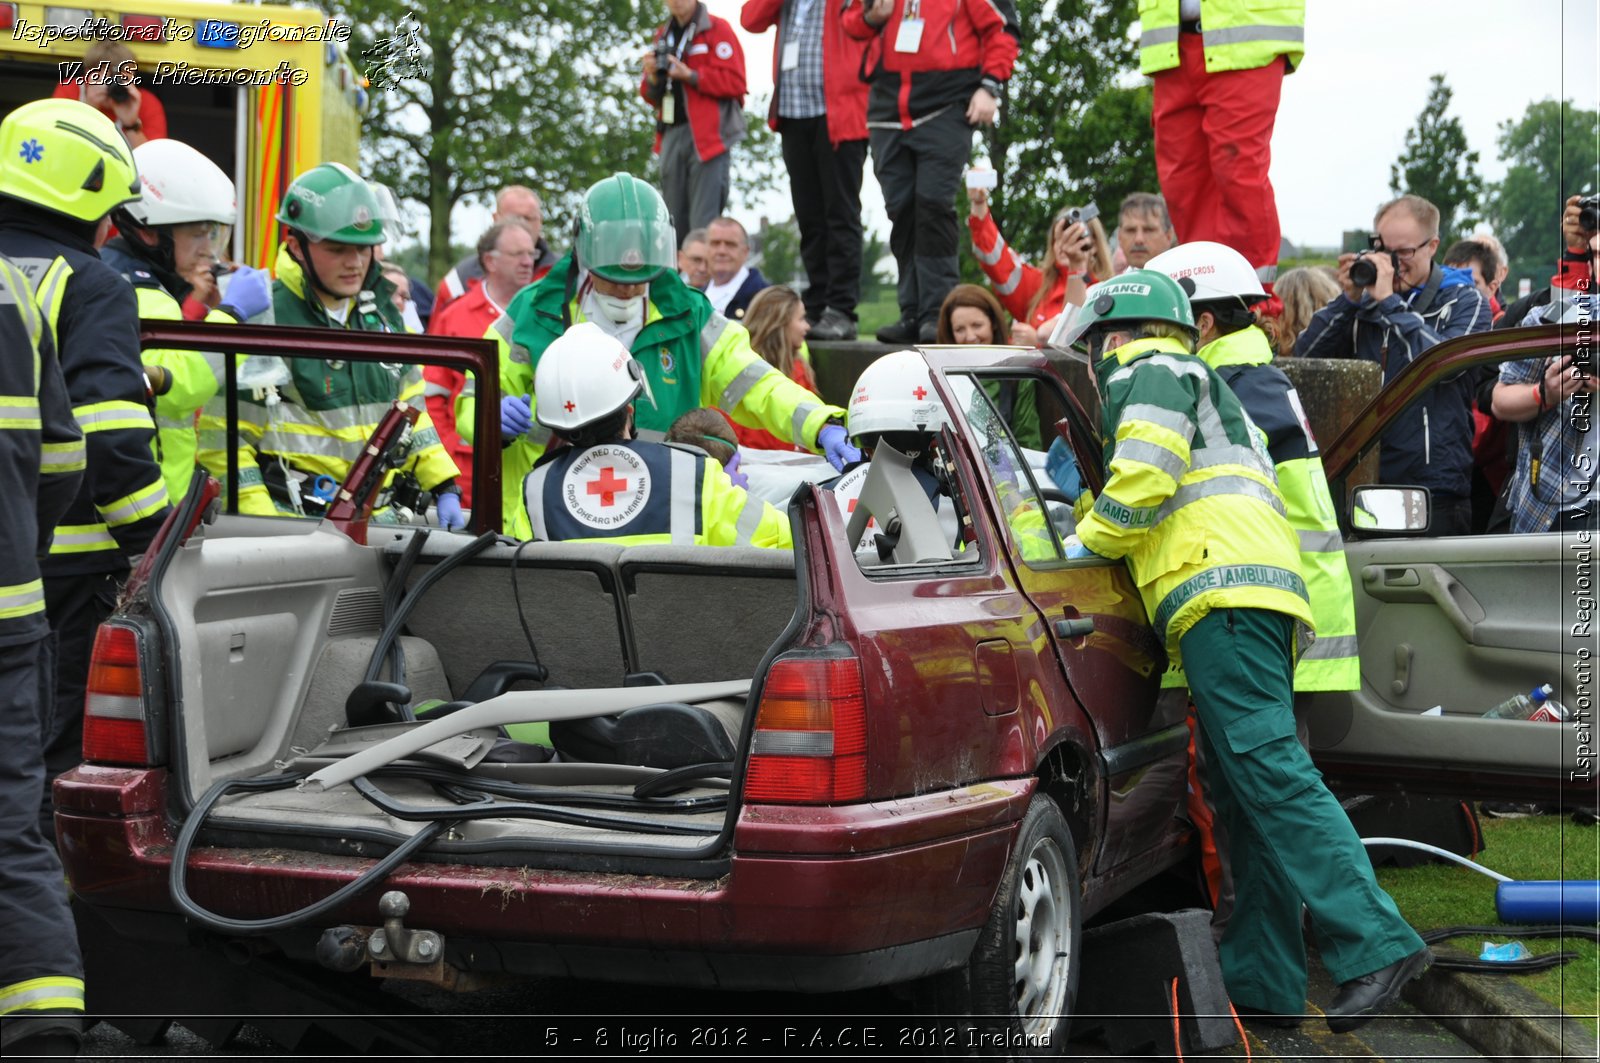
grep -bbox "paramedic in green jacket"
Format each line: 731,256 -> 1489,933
1063,270 -> 1429,1033
462,173 -> 856,539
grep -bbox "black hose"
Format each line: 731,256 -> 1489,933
351,775 -> 718,836
509,538 -> 545,673
369,762 -> 727,812
370,527 -> 431,687
169,773 -> 453,936
1419,924 -> 1598,973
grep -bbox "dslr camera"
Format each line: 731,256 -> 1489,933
1578,193 -> 1600,234
1348,234 -> 1397,289
652,37 -> 672,82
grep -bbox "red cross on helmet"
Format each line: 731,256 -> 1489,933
846,349 -> 950,448
534,321 -> 656,433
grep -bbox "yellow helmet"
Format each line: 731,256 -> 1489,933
0,98 -> 141,223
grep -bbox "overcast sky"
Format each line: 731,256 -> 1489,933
448,0 -> 1599,256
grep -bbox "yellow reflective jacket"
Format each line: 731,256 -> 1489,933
127,284 -> 225,501
1076,336 -> 1312,659
1137,0 -> 1305,76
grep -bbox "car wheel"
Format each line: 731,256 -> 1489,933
914,793 -> 1081,1057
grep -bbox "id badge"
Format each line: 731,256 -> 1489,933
894,17 -> 923,53
781,40 -> 801,70
661,92 -> 675,124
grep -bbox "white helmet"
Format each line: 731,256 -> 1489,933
534,322 -> 655,433
846,350 -> 950,444
124,139 -> 236,226
1146,241 -> 1267,305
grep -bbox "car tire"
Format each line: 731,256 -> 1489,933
912,793 -> 1081,1058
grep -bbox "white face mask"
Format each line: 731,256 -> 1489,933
592,290 -> 644,325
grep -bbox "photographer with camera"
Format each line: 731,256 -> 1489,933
968,186 -> 1112,346
640,0 -> 748,246
50,40 -> 166,148
1487,202 -> 1600,534
1297,194 -> 1490,536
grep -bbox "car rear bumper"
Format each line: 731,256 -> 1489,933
57,766 -> 1033,990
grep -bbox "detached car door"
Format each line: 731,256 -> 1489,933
1309,326 -> 1594,803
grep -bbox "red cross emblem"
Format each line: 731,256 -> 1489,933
912,386 -> 927,400
564,400 -> 576,412
587,467 -> 628,507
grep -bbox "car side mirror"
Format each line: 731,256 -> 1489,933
1350,485 -> 1432,537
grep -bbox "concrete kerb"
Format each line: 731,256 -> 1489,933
1404,950 -> 1599,1062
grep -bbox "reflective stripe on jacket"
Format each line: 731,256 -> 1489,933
1077,335 -> 1312,658
1137,0 -> 1305,76
525,439 -> 792,548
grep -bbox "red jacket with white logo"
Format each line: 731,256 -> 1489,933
640,5 -> 748,162
842,0 -> 1019,129
741,0 -> 870,145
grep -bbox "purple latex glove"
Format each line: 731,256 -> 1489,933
220,265 -> 272,320
435,491 -> 465,530
500,393 -> 533,439
818,423 -> 861,471
724,451 -> 750,489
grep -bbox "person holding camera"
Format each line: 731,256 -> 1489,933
50,40 -> 166,148
1296,194 -> 1491,536
1488,204 -> 1600,534
641,0 -> 748,246
844,0 -> 1020,345
967,189 -> 1112,346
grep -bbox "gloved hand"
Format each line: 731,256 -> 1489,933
220,265 -> 272,320
500,393 -> 533,440
724,451 -> 750,490
1045,437 -> 1085,502
818,424 -> 860,472
435,490 -> 465,530
1066,539 -> 1104,560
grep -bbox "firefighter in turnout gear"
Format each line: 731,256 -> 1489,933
199,163 -> 464,527
0,254 -> 89,1056
465,172 -> 855,539
0,98 -> 173,840
524,322 -> 792,548
1063,270 -> 1430,1033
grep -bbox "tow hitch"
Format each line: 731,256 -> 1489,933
315,890 -> 498,991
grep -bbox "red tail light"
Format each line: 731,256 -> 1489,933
83,624 -> 152,765
743,657 -> 867,804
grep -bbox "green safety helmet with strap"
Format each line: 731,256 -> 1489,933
1058,268 -> 1199,359
275,162 -> 386,245
575,172 -> 676,284
0,98 -> 141,223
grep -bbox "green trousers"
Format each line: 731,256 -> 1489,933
1181,607 -> 1424,1013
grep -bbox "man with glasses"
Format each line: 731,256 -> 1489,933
1297,194 -> 1491,535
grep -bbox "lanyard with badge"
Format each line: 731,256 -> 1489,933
781,0 -> 819,70
895,0 -> 924,53
659,20 -> 697,124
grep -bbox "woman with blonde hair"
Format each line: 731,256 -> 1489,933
1270,266 -> 1340,358
969,187 -> 1114,346
731,285 -> 819,450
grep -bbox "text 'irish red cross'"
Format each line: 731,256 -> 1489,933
587,467 -> 628,507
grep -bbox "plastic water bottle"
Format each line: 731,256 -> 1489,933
1482,684 -> 1555,720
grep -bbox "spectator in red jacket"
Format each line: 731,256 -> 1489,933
424,219 -> 541,505
967,187 -> 1113,345
51,40 -> 166,147
742,0 -> 870,340
641,0 -> 747,245
433,186 -> 553,319
845,0 -> 1019,345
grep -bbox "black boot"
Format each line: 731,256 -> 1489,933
1325,947 -> 1432,1033
876,315 -> 918,344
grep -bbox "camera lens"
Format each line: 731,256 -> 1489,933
1349,256 -> 1378,288
1579,195 -> 1600,233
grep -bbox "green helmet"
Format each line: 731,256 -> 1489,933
1059,269 -> 1199,354
576,172 -> 676,284
0,98 -> 141,223
276,162 -> 386,245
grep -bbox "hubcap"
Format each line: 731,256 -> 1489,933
1012,835 -> 1072,1038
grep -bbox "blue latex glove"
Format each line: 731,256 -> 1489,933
1045,437 -> 1085,502
724,451 -> 750,490
435,491 -> 465,530
221,265 -> 272,320
818,424 -> 860,472
1066,540 -> 1104,560
500,393 -> 533,439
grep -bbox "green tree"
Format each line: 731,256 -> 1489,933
976,0 -> 1155,275
756,216 -> 802,286
1486,99 -> 1600,286
1389,74 -> 1484,243
334,0 -> 659,281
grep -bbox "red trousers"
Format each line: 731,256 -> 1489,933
1152,34 -> 1285,275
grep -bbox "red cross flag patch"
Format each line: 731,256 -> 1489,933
563,445 -> 652,529
715,41 -> 734,60
828,463 -> 879,551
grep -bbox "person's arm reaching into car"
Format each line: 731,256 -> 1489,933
1075,364 -> 1191,560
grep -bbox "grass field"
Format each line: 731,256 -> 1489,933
1375,814 -> 1599,1033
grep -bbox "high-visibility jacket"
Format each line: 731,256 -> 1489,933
526,439 -> 792,549
0,222 -> 171,576
99,241 -> 227,502
463,252 -> 845,539
198,248 -> 457,515
1187,327 -> 1358,690
0,256 -> 85,647
1076,335 -> 1312,659
1137,0 -> 1305,76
